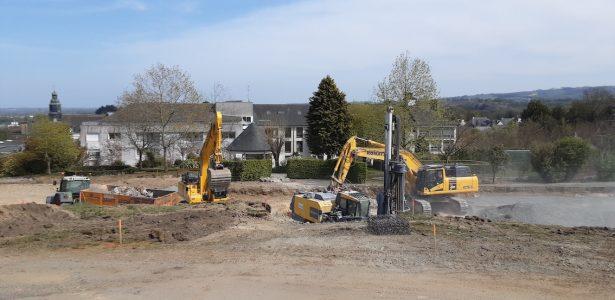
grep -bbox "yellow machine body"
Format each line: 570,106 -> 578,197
291,193 -> 335,223
330,136 -> 479,196
178,111 -> 231,204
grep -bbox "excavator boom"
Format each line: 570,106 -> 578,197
179,111 -> 231,204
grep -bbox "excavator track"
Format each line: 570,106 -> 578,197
425,196 -> 470,216
408,199 -> 432,216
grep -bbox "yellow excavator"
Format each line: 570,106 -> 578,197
330,136 -> 479,215
291,107 -> 479,223
178,111 -> 232,204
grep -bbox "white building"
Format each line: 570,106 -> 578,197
79,103 -> 214,166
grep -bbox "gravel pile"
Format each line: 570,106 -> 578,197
367,215 -> 411,235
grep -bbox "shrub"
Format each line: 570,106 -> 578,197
64,164 -> 137,176
286,158 -> 333,179
223,159 -> 271,181
594,153 -> 615,181
141,151 -> 164,168
531,143 -> 556,182
553,137 -> 590,181
531,137 -> 590,182
286,158 -> 366,183
173,159 -> 183,167
0,152 -> 46,176
272,165 -> 287,173
347,161 -> 367,183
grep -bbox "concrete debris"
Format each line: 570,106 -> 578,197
111,186 -> 154,198
259,177 -> 290,183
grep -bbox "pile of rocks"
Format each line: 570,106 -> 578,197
259,177 -> 290,183
110,186 -> 153,198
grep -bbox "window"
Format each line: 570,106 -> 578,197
180,132 -> 201,141
242,116 -> 252,122
284,141 -> 292,153
222,131 -> 236,139
296,127 -> 303,138
266,128 -> 279,137
108,133 -> 121,140
285,127 -> 292,138
296,141 -> 303,153
86,134 -> 99,142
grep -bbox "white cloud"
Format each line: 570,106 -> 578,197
114,0 -> 615,101
7,0 -> 614,106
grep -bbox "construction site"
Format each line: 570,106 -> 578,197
1,109 -> 614,299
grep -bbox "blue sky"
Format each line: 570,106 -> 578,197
1,0 -> 614,107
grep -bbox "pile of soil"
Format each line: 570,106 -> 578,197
0,201 -> 269,248
0,203 -> 76,237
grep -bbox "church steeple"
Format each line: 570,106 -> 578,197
48,90 -> 62,121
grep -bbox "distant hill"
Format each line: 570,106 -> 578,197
0,107 -> 95,116
447,86 -> 615,102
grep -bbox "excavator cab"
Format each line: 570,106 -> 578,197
416,164 -> 478,196
416,165 -> 445,193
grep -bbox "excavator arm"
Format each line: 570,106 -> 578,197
331,136 -> 422,189
330,136 -> 477,196
198,112 -> 225,194
179,111 -> 231,204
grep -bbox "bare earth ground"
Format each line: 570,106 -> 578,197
0,174 -> 614,299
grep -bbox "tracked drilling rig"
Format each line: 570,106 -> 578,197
290,107 -> 479,224
331,107 -> 479,216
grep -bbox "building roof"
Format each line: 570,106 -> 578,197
215,101 -> 253,118
226,123 -> 271,153
61,114 -> 106,132
103,103 -> 215,125
471,116 -> 492,127
253,104 -> 309,126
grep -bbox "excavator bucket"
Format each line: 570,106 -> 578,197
207,168 -> 232,199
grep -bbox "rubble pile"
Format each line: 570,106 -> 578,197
111,186 -> 154,198
259,177 -> 290,183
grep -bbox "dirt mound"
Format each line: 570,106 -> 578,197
0,201 -> 271,248
0,203 -> 76,237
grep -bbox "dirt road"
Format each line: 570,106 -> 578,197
1,174 -> 614,299
0,245 -> 606,300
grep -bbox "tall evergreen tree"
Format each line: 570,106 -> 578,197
306,75 -> 352,157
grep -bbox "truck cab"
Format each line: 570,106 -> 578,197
46,175 -> 91,205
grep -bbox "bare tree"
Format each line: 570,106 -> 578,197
102,138 -> 125,165
175,134 -> 200,161
264,126 -> 285,167
119,64 -> 202,171
207,82 -> 228,102
440,125 -> 477,163
260,112 -> 288,167
114,104 -> 155,168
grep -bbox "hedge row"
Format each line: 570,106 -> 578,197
223,159 -> 272,181
64,164 -> 138,176
286,158 -> 366,183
